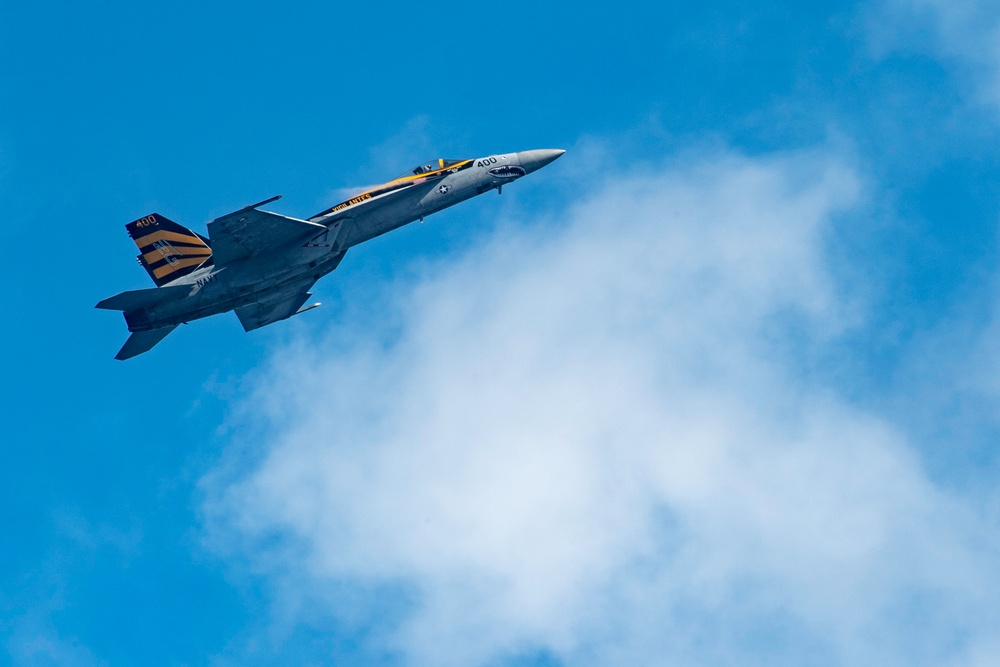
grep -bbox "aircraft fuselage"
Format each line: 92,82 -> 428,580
102,149 -> 564,359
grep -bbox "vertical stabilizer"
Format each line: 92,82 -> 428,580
115,325 -> 178,361
126,214 -> 213,286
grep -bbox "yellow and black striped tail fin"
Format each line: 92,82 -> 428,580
126,213 -> 213,287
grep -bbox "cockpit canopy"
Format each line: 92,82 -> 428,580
397,158 -> 466,179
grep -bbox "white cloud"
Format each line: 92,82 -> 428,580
318,117 -> 439,212
5,615 -> 101,667
202,146 -> 1000,666
872,0 -> 1000,107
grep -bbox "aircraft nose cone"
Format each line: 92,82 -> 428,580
517,149 -> 566,174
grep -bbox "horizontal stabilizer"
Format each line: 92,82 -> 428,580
96,284 -> 190,312
115,325 -> 178,360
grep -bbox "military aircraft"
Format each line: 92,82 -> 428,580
97,148 -> 565,359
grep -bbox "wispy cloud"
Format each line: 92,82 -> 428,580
202,145 -> 1000,666
318,116 -> 439,211
5,617 -> 101,667
870,0 -> 1000,109
2,511 -> 137,667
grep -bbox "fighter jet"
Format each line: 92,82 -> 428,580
97,148 -> 565,359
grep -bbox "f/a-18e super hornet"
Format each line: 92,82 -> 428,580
97,148 -> 565,359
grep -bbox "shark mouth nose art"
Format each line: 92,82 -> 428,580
488,165 -> 526,179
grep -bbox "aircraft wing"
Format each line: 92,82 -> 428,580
234,282 -> 317,332
233,250 -> 346,332
208,197 -> 327,266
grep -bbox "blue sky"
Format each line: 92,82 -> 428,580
3,1 -> 1000,665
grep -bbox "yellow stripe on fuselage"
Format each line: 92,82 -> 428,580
348,159 -> 474,200
322,160 -> 475,217
388,159 -> 473,186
